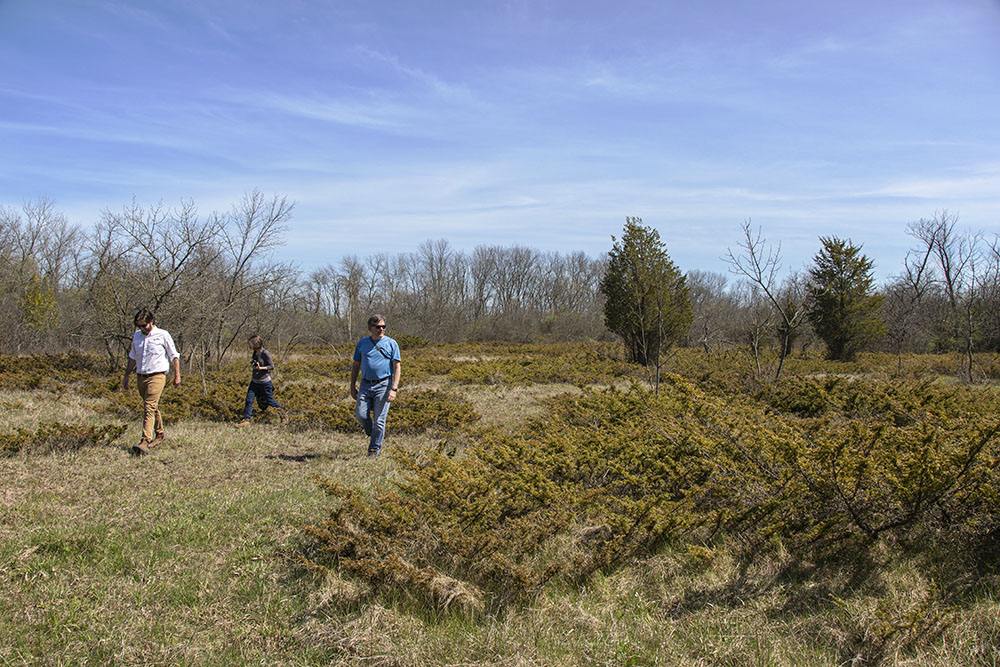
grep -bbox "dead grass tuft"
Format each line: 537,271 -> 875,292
312,568 -> 372,610
428,573 -> 484,615
335,604 -> 422,664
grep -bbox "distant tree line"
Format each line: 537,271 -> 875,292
0,193 -> 607,370
2,195 -> 999,377
302,238 -> 607,345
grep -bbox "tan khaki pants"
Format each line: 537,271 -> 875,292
136,372 -> 166,442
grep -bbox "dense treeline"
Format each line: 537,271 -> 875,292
0,194 -> 607,366
3,195 -> 1000,374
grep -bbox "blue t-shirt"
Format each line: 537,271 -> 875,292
353,335 -> 401,381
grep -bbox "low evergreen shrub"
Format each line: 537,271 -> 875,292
304,374 -> 1000,613
0,422 -> 127,456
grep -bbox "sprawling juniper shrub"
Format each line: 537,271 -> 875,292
445,343 -> 634,386
757,375 -> 992,423
0,352 -> 109,392
281,357 -> 354,380
729,375 -> 1000,554
304,374 -> 1000,612
393,333 -> 431,350
303,379 -> 765,611
97,370 -> 248,422
403,353 -> 462,379
284,346 -> 463,384
0,422 -> 127,456
285,388 -> 478,433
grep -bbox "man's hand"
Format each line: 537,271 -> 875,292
173,374 -> 182,386
122,377 -> 129,391
387,388 -> 397,402
350,385 -> 358,400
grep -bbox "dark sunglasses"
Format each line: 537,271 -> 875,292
370,324 -> 387,329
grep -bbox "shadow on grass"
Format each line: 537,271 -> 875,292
266,453 -> 354,463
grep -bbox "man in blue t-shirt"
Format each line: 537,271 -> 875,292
349,314 -> 402,458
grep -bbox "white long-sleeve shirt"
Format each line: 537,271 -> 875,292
128,326 -> 180,374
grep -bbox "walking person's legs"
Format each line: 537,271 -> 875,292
258,381 -> 282,410
355,381 -> 374,440
136,372 -> 166,453
369,386 -> 391,454
238,383 -> 258,426
241,382 -> 285,426
257,381 -> 287,422
356,379 -> 390,456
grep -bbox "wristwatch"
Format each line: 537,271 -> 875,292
391,386 -> 399,391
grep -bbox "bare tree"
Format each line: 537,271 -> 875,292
210,191 -> 294,365
730,280 -> 773,379
908,211 -> 982,381
401,239 -> 467,341
0,199 -> 87,352
12,198 -> 82,290
883,232 -> 935,373
338,255 -> 367,339
83,198 -> 221,365
978,237 -> 1000,353
725,221 -> 805,379
686,270 -> 737,354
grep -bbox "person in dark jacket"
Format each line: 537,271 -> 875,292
236,335 -> 287,426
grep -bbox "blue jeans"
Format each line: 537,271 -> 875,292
244,381 -> 282,421
355,378 -> 391,452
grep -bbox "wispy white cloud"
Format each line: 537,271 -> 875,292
863,165 -> 1000,200
766,35 -> 856,71
0,118 -> 195,150
354,46 -> 475,102
228,91 -> 411,130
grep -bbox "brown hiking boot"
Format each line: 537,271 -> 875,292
149,433 -> 165,448
235,420 -> 251,428
132,440 -> 149,456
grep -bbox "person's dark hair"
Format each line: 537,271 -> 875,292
133,308 -> 155,326
367,314 -> 386,327
248,335 -> 263,348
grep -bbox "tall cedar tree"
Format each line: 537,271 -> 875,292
601,218 -> 692,365
806,236 -> 886,361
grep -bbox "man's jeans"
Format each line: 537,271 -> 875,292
244,381 -> 282,421
136,372 -> 166,442
355,378 -> 391,452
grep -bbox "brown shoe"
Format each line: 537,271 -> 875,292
235,420 -> 251,428
132,440 -> 149,456
149,433 -> 165,448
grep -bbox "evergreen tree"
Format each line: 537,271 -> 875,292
601,217 -> 692,366
806,236 -> 886,361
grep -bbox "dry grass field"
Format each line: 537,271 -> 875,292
3,344 -> 1000,665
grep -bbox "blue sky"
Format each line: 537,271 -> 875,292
2,0 -> 999,280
